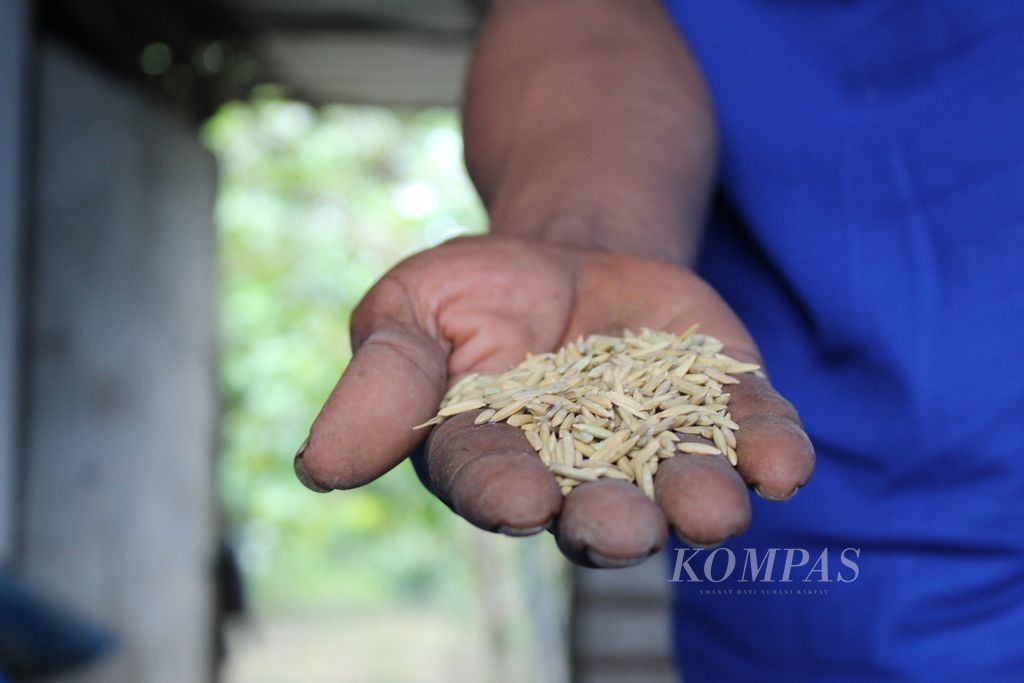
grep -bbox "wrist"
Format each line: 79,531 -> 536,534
488,193 -> 702,266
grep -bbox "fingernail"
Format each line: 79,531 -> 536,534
497,524 -> 546,538
676,522 -> 744,549
677,534 -> 724,550
294,438 -> 331,493
585,548 -> 652,569
754,484 -> 800,502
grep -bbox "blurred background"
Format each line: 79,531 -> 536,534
0,1 -> 673,682
209,100 -> 570,683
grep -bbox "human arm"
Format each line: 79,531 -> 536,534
294,0 -> 814,567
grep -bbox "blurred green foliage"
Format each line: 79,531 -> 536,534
203,99 -> 488,612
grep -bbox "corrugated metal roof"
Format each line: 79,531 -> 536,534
221,0 -> 481,32
256,32 -> 471,106
39,0 -> 483,111
221,0 -> 483,106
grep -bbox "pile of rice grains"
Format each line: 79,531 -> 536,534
416,327 -> 761,499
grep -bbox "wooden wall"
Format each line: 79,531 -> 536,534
572,552 -> 678,683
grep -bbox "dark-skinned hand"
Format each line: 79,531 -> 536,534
294,235 -> 815,568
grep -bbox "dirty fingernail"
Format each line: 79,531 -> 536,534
294,438 -> 331,493
586,548 -> 652,569
754,484 -> 801,502
676,533 -> 725,550
497,524 -> 546,538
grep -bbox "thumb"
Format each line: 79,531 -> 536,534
294,283 -> 448,491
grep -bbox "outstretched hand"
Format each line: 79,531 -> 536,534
295,236 -> 814,567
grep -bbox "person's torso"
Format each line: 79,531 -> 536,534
660,2 -> 1024,680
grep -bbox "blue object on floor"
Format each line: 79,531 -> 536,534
0,572 -> 115,680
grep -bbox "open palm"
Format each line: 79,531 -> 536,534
296,236 -> 814,567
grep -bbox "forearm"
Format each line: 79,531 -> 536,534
463,0 -> 717,265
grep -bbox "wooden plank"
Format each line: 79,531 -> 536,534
571,552 -> 676,683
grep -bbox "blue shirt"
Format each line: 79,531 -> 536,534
661,2 -> 1024,680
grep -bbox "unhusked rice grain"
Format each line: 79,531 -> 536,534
415,327 -> 761,499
